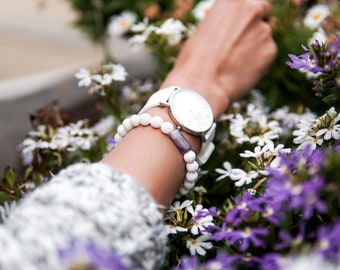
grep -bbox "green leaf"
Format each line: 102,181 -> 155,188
323,94 -> 339,106
0,192 -> 8,205
4,168 -> 16,189
247,160 -> 260,171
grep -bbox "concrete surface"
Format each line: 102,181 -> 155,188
0,0 -> 156,172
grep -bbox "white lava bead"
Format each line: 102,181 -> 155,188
183,180 -> 195,190
186,172 -> 198,182
114,133 -> 123,143
184,151 -> 196,163
114,112 -> 201,197
122,118 -> 133,131
186,161 -> 199,173
139,113 -> 152,126
150,116 -> 163,128
117,125 -> 127,136
130,115 -> 141,127
179,186 -> 189,196
160,122 -> 174,134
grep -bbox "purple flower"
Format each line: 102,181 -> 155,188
259,200 -> 285,226
334,143 -> 340,151
324,35 -> 340,70
203,252 -> 240,269
258,253 -> 283,270
194,206 -> 217,220
297,179 -> 327,219
264,147 -> 327,220
315,220 -> 340,263
286,50 -> 324,74
274,226 -> 305,251
287,37 -> 340,74
328,35 -> 340,56
172,256 -> 199,270
58,240 -> 130,270
215,226 -> 267,252
173,252 -> 240,270
225,192 -> 262,226
106,136 -> 116,151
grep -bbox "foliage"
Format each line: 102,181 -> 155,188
64,0 -> 176,42
1,0 -> 340,269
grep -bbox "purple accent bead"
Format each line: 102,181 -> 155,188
169,129 -> 192,154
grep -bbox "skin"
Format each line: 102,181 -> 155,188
101,0 -> 277,211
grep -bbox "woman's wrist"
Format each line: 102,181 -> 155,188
146,106 -> 202,154
160,68 -> 231,119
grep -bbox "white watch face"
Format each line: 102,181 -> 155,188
169,88 -> 214,135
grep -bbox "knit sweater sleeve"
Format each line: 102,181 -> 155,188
0,163 -> 168,270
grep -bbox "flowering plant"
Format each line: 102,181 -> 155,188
1,0 -> 340,269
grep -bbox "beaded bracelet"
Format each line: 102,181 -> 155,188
114,113 -> 200,196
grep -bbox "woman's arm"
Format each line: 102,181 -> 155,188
101,0 -> 277,209
0,1 -> 277,269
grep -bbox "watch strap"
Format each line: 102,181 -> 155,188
197,141 -> 215,165
139,86 -> 178,114
138,86 -> 216,165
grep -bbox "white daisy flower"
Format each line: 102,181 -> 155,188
229,169 -> 258,187
104,63 -> 128,82
130,18 -> 149,33
249,130 -> 279,146
296,136 -> 323,151
264,143 -> 291,169
164,224 -> 188,235
107,11 -> 137,37
303,4 -> 330,30
75,68 -> 92,87
155,18 -> 187,46
240,145 -> 270,160
20,138 -> 38,154
187,204 -> 214,235
309,28 -> 327,44
215,161 -> 233,181
316,108 -> 340,140
92,74 -> 106,85
93,64 -> 128,86
247,103 -> 266,120
70,128 -> 97,151
91,116 -> 115,137
21,138 -> 48,166
230,114 -> 251,144
192,0 -> 215,21
49,128 -> 71,150
128,24 -> 157,51
167,200 -> 193,214
186,234 -> 213,256
263,143 -> 291,159
293,118 -> 316,143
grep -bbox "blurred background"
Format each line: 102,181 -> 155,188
0,0 -> 102,99
0,0 -> 154,172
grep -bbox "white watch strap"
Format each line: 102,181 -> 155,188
197,122 -> 216,165
139,86 -> 216,165
139,86 -> 178,114
197,141 -> 215,165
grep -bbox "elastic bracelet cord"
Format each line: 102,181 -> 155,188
114,113 -> 200,196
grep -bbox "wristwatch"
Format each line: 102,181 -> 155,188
139,86 -> 216,165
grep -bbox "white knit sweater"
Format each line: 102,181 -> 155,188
0,163 -> 168,270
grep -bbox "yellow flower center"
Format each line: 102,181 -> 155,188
313,13 -> 321,20
119,20 -> 128,29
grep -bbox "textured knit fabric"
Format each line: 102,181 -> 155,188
0,163 -> 168,270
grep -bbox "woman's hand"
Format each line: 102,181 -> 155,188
102,0 -> 277,208
162,0 -> 277,118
